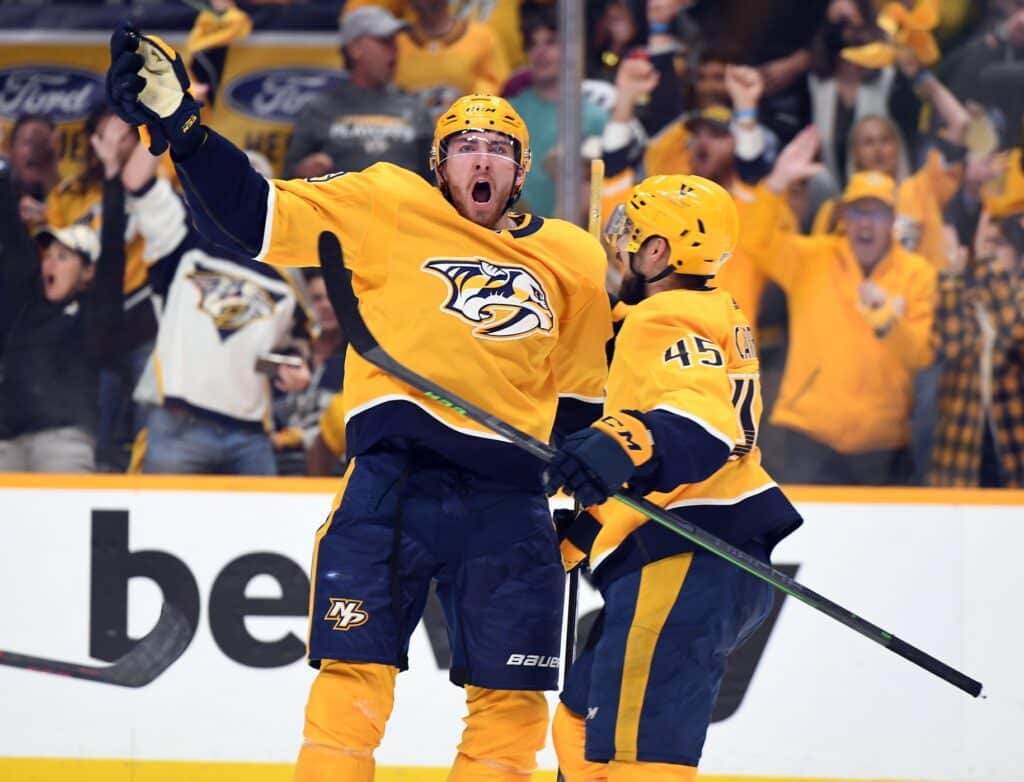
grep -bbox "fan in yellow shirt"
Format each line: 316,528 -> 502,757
740,127 -> 937,484
394,0 -> 510,116
345,0 -> 527,68
810,61 -> 970,271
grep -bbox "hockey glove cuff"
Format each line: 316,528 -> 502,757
591,411 -> 655,466
107,20 -> 205,157
543,411 -> 654,508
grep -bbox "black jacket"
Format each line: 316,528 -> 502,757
0,163 -> 127,439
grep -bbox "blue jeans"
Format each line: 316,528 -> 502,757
96,339 -> 154,472
910,361 -> 942,485
143,405 -> 276,475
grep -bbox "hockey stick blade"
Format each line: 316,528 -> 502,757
317,230 -> 983,698
0,602 -> 192,687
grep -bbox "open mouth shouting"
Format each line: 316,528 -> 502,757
850,227 -> 879,251
472,179 -> 493,206
42,271 -> 66,302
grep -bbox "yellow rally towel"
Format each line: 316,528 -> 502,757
842,0 -> 940,68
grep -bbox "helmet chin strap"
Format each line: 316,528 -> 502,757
628,252 -> 675,284
505,167 -> 525,212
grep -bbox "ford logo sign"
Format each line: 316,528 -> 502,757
0,66 -> 104,122
224,68 -> 343,123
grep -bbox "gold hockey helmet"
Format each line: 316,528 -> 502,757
430,94 -> 531,204
607,174 -> 740,278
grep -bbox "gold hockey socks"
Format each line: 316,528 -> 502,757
449,686 -> 549,780
293,660 -> 398,782
551,702 -> 609,782
607,760 -> 698,781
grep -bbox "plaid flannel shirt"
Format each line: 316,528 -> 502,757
928,256 -> 1024,487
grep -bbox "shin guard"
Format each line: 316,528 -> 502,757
449,686 -> 549,781
607,760 -> 698,781
293,660 -> 398,782
551,703 -> 608,782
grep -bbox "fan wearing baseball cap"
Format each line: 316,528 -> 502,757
737,128 -> 938,485
0,154 -> 127,473
839,171 -> 899,276
283,5 -> 433,180
35,225 -> 99,303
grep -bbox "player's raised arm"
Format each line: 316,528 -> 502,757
106,21 -> 272,257
739,125 -> 827,290
107,20 -> 362,267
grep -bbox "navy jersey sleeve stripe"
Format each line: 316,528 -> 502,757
632,409 -> 733,494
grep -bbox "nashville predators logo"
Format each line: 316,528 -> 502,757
187,266 -> 282,341
423,257 -> 554,339
324,598 -> 370,631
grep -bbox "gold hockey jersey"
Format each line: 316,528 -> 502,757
563,287 -> 801,580
255,162 -> 612,486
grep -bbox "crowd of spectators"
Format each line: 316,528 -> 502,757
1,0 -> 1023,488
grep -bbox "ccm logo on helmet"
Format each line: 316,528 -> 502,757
506,654 -> 560,668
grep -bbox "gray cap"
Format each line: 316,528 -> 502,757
338,6 -> 407,48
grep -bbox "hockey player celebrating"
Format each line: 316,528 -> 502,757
106,21 -> 611,782
545,175 -> 803,781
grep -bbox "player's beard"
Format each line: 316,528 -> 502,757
618,267 -> 646,305
450,182 -> 511,229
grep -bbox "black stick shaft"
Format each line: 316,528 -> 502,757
318,231 -> 983,698
563,567 -> 579,679
0,650 -> 117,684
556,566 -> 579,782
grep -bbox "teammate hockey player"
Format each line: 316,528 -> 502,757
544,175 -> 803,781
106,21 -> 611,782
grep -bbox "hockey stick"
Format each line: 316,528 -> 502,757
0,602 -> 192,688
558,155 -> 606,718
553,507 -> 581,691
556,562 -> 577,782
558,157 -> 605,696
317,231 -> 983,698
587,158 -> 604,239
552,153 -> 606,782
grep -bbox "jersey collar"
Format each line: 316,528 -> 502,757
505,212 -> 544,239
